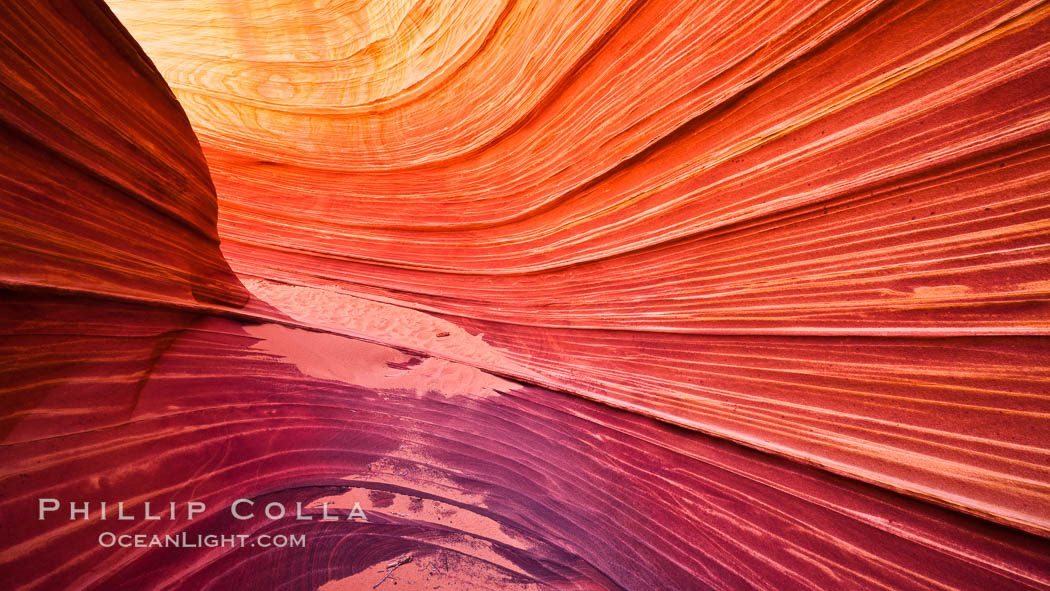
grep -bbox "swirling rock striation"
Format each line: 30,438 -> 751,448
108,0 -> 1050,536
1,1 -> 1049,590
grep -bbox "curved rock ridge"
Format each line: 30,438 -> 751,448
0,0 -> 249,451
1,1 -> 1050,590
107,0 -> 1050,538
0,2 -> 246,310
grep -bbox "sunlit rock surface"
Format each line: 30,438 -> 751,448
2,0 -> 1050,589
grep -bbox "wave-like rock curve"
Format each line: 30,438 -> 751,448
2,0 -> 1050,589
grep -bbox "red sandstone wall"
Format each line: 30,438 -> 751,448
111,0 -> 1050,535
0,2 -> 246,309
2,1 -> 1050,589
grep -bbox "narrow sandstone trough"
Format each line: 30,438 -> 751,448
2,1 -> 1050,589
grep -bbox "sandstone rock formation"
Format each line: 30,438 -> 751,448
2,1 -> 1050,589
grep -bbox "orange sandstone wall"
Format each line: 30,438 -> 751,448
2,1 -> 1050,590
109,0 -> 1050,536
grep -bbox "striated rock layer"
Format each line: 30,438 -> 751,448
1,1 -> 1049,590
108,0 -> 1050,537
